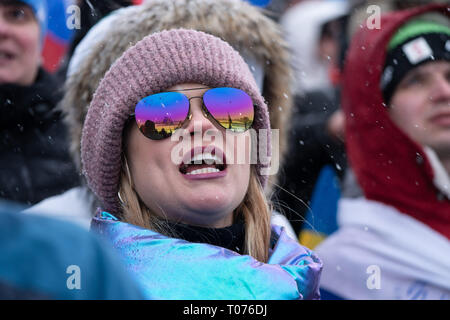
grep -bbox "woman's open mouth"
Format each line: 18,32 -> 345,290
179,147 -> 227,179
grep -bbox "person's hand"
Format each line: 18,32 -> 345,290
327,109 -> 345,142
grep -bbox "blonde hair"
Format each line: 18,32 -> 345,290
118,156 -> 272,262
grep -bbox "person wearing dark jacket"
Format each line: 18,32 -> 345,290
277,0 -> 349,236
0,0 -> 79,205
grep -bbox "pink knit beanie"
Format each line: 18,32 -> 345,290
81,29 -> 271,214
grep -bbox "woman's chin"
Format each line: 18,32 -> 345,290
182,194 -> 236,219
188,195 -> 232,211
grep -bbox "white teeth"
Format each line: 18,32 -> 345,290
186,167 -> 220,175
190,153 -> 223,164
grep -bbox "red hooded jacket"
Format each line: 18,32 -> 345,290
342,4 -> 450,239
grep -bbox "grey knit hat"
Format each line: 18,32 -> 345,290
81,29 -> 271,214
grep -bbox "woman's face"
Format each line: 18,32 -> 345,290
125,83 -> 252,228
0,2 -> 40,85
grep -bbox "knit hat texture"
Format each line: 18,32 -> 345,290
81,29 -> 271,214
381,19 -> 450,103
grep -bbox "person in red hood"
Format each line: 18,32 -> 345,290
315,4 -> 450,300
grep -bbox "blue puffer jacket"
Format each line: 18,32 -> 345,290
91,210 -> 323,300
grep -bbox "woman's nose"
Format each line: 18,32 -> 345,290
184,98 -> 216,135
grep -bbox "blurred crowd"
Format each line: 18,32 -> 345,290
0,0 -> 449,300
